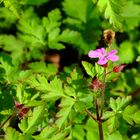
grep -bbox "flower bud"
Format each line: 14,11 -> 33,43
113,64 -> 126,73
103,29 -> 115,45
90,76 -> 103,91
102,63 -> 108,68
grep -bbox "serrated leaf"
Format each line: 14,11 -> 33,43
5,127 -> 24,140
28,62 -> 47,73
0,7 -> 17,28
97,0 -> 126,30
104,131 -> 123,140
42,77 -> 64,100
134,111 -> 140,124
19,104 -> 46,134
59,29 -> 79,44
34,126 -> 58,139
72,125 -> 85,140
2,0 -> 20,17
42,9 -> 61,33
82,61 -> 95,77
27,75 -> 49,91
18,17 -> 46,46
110,96 -> 131,112
55,97 -> 75,128
95,63 -> 104,77
62,0 -> 91,22
107,116 -> 120,133
122,105 -> 138,125
102,111 -> 114,120
62,0 -> 101,54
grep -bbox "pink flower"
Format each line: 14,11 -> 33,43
88,48 -> 119,65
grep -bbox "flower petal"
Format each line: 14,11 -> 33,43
88,50 -> 101,58
88,48 -> 105,58
106,49 -> 119,62
96,48 -> 105,55
107,50 -> 118,55
107,55 -> 119,62
97,57 -> 108,65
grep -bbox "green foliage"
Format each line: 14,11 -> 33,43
5,127 -> 25,140
18,104 -> 47,134
122,1 -> 140,30
97,0 -> 126,30
82,61 -> 96,77
123,105 -> 140,125
0,7 -> 17,28
55,97 -> 75,128
118,41 -> 135,64
109,96 -> 132,112
0,0 -> 21,17
0,0 -> 139,139
62,0 -> 102,54
24,0 -> 48,5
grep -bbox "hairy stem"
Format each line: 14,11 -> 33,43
0,115 -> 12,129
100,67 -> 106,117
98,120 -> 103,140
95,98 -> 104,140
85,109 -> 98,122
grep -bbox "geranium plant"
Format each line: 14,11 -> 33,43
0,0 -> 140,140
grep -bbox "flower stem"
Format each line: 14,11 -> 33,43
100,67 -> 106,117
85,109 -> 98,122
95,98 -> 104,140
0,115 -> 12,129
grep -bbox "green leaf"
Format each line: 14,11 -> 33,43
82,61 -> 95,77
28,62 -> 48,73
24,0 -> 48,5
102,111 -> 114,120
33,126 -> 69,140
0,7 -> 17,28
62,0 -> 91,22
72,125 -> 85,140
104,131 -> 123,140
62,0 -> 102,54
42,9 -> 61,33
134,111 -> 140,124
34,126 -> 58,139
122,105 -> 138,125
85,118 -> 99,140
1,0 -> 21,17
55,97 -> 75,128
18,17 -> 46,47
107,116 -> 120,133
27,75 -> 49,91
118,41 -> 135,64
97,0 -> 126,30
59,29 -> 79,44
136,56 -> 140,62
19,104 -> 47,134
122,1 -> 140,30
110,96 -> 132,112
95,63 -> 104,77
42,77 -> 64,100
5,127 -> 24,140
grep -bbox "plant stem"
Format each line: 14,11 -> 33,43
98,120 -> 103,140
85,109 -> 98,122
95,98 -> 104,140
100,67 -> 106,117
0,115 -> 12,129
